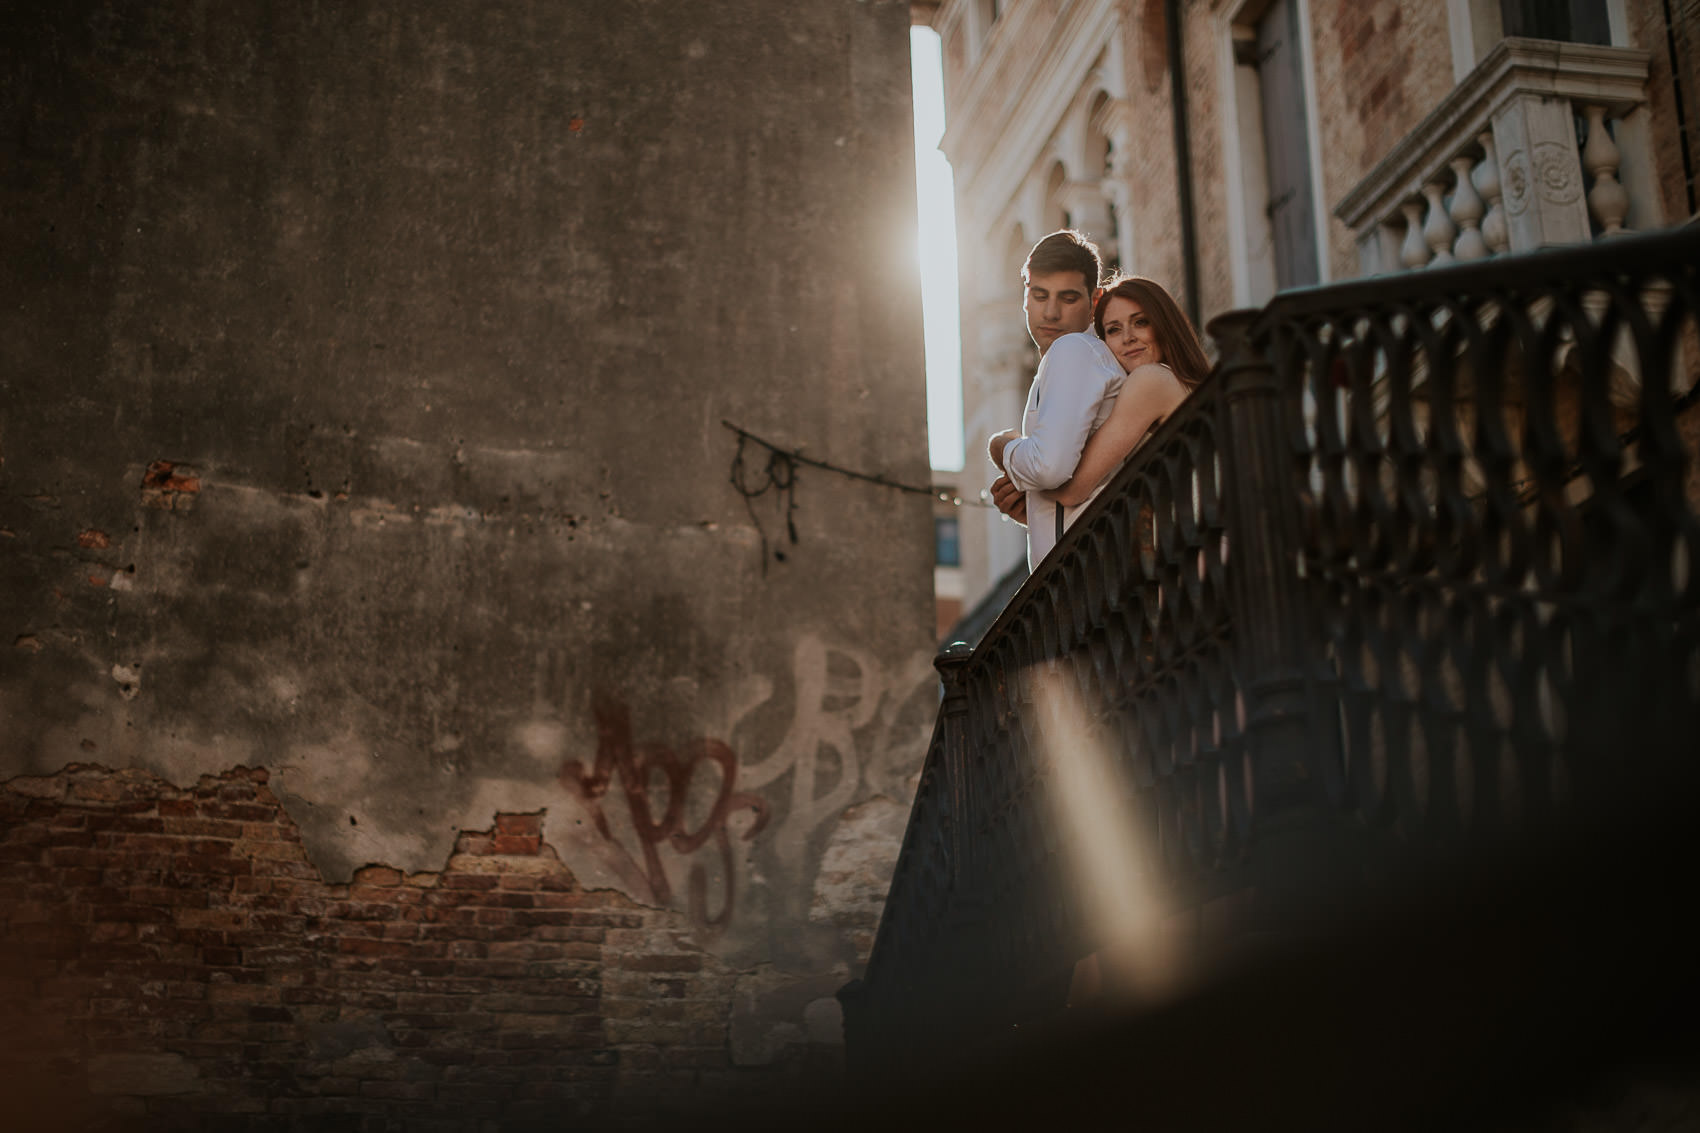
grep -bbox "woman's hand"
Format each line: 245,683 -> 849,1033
990,474 -> 1027,526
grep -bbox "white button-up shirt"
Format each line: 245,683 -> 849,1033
1002,332 -> 1125,568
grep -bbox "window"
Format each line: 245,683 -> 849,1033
935,516 -> 962,568
1450,0 -> 1621,78
1253,0 -> 1321,290
1221,0 -> 1326,305
1045,162 -> 1070,231
1498,0 -> 1610,45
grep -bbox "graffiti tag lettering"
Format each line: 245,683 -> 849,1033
559,693 -> 770,930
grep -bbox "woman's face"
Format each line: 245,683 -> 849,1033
1100,295 -> 1163,373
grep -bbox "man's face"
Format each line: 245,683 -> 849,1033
1024,270 -> 1097,355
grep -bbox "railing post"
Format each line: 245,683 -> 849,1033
932,639 -> 997,1038
1491,90 -> 1592,251
934,641 -> 976,895
843,641 -> 979,1085
1208,310 -> 1345,918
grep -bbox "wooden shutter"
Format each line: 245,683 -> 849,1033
1675,0 -> 1700,215
1256,0 -> 1320,290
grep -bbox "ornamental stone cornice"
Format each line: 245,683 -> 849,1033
1336,37 -> 1651,231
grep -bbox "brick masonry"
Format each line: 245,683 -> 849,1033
1114,0 -> 1695,319
0,6 -> 934,1122
1307,0 -> 1457,282
1,764 -> 834,1130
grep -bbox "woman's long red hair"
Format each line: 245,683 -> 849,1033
1092,276 -> 1210,389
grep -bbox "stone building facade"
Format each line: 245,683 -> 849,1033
929,0 -> 1698,615
0,0 -> 936,1125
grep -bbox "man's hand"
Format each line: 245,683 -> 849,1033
987,428 -> 1020,473
990,474 -> 1026,526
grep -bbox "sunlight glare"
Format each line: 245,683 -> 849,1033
1031,670 -> 1179,1003
911,26 -> 965,472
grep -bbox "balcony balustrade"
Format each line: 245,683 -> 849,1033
1337,38 -> 1656,275
843,225 -> 1700,1082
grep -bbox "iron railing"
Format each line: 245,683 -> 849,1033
843,226 -> 1700,1077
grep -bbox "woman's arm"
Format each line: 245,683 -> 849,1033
1043,364 -> 1187,508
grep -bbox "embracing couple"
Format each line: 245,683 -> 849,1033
987,230 -> 1208,567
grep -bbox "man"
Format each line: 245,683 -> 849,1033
987,230 -> 1124,568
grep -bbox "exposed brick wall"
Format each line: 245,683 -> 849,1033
1307,0 -> 1455,280
1117,0 -> 1189,310
1110,0 -> 1225,321
1,765 -> 813,1130
1181,0 -> 1233,323
1629,0 -> 1699,224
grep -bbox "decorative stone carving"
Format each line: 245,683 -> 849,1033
1502,147 -> 1531,216
1492,91 -> 1591,250
1531,141 -> 1582,206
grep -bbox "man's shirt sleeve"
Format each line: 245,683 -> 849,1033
1003,335 -> 1113,491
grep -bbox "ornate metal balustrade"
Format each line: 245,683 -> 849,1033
843,225 -> 1700,1079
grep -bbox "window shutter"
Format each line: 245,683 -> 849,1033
1255,0 -> 1320,290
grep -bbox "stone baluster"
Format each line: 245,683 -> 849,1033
1449,156 -> 1488,261
1581,105 -> 1630,236
1399,201 -> 1430,270
1473,131 -> 1509,255
1375,221 -> 1403,276
1422,181 -> 1456,266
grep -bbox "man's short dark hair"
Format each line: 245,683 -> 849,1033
1022,230 -> 1103,295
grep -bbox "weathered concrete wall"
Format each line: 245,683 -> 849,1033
0,0 -> 936,1118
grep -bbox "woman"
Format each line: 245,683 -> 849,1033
1049,278 -> 1209,1009
1041,275 -> 1209,516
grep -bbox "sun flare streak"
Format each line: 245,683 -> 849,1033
1031,669 -> 1178,1002
911,26 -> 964,472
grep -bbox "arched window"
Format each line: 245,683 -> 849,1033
1045,162 -> 1070,232
1006,223 -> 1030,288
1086,92 -> 1120,274
1087,92 -> 1115,178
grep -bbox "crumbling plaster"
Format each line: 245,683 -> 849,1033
1,0 -> 936,977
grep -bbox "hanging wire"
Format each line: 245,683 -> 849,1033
729,434 -> 800,574
723,418 -> 990,571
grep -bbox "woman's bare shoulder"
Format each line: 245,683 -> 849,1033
1126,362 -> 1187,398
1128,361 -> 1180,381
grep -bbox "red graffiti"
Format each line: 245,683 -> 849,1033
560,693 -> 770,930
